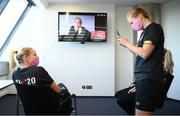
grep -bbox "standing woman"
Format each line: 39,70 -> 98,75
117,6 -> 164,115
9,47 -> 61,93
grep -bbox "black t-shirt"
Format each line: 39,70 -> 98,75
134,23 -> 164,81
12,66 -> 53,85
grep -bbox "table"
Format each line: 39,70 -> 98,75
0,80 -> 14,90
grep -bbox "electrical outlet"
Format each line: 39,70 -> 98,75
82,85 -> 85,89
86,85 -> 92,89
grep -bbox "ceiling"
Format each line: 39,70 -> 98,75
47,0 -> 173,6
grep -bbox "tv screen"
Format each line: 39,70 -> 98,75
58,12 -> 107,43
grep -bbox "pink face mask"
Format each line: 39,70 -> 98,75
131,19 -> 143,31
29,57 -> 39,66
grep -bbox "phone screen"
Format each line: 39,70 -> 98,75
116,30 -> 120,36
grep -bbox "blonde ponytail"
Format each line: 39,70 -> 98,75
9,50 -> 18,70
164,49 -> 174,74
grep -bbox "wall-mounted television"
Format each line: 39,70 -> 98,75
58,12 -> 107,43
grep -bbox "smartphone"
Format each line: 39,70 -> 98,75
116,30 -> 120,36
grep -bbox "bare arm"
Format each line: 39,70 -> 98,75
117,36 -> 155,60
50,81 -> 61,93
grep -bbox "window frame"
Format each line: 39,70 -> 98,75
0,0 -> 9,14
0,0 -> 35,56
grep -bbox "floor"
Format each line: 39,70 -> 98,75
0,94 -> 180,115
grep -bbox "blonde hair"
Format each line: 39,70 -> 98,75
9,47 -> 33,70
127,6 -> 151,22
9,50 -> 18,70
164,49 -> 174,74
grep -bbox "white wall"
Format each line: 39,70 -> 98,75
115,6 -> 134,91
161,0 -> 180,100
2,4 -> 116,96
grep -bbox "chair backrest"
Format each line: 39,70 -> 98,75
15,84 -> 63,115
157,72 -> 174,109
163,73 -> 174,97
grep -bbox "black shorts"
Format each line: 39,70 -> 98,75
135,79 -> 163,112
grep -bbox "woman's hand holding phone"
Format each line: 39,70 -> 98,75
116,30 -> 129,47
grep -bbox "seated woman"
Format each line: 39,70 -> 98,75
9,47 -> 73,114
115,83 -> 135,115
9,47 -> 61,93
115,48 -> 174,115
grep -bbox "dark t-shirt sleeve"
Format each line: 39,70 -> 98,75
143,24 -> 162,46
38,66 -> 54,85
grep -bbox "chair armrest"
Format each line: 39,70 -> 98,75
59,93 -> 76,106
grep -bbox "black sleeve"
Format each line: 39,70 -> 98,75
143,24 -> 162,47
82,27 -> 91,40
38,66 -> 54,85
85,29 -> 91,38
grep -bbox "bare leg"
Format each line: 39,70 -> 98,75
135,108 -> 152,116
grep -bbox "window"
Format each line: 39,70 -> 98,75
0,0 -> 35,56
